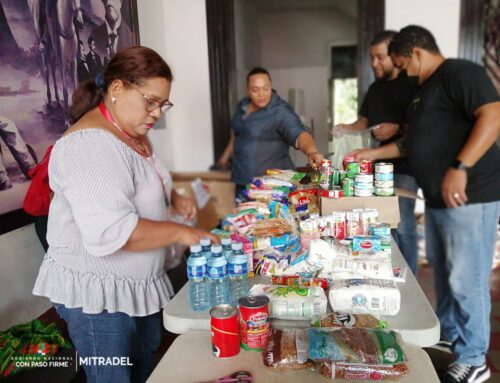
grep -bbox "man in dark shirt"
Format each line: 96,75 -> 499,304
351,25 -> 500,383
334,30 -> 420,274
217,67 -> 323,198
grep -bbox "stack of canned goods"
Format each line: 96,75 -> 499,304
374,163 -> 394,196
318,159 -> 343,198
354,173 -> 374,197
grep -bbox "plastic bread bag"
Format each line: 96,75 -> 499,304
250,284 -> 328,320
265,169 -> 306,182
306,328 -> 405,366
328,253 -> 394,280
252,176 -> 296,189
250,218 -> 294,237
262,328 -> 314,370
328,278 -> 401,316
244,186 -> 289,203
311,312 -> 387,329
317,361 -> 409,380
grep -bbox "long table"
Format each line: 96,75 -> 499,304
147,332 -> 440,383
163,241 -> 440,347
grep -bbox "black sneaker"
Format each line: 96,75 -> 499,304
429,339 -> 453,354
443,362 -> 491,383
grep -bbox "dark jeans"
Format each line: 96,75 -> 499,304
235,184 -> 246,203
54,304 -> 162,383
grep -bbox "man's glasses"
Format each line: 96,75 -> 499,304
131,86 -> 174,114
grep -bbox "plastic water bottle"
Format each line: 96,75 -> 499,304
186,244 -> 210,311
227,249 -> 249,306
221,238 -> 232,260
200,238 -> 212,261
207,245 -> 229,306
231,242 -> 244,256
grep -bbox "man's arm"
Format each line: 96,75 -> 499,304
216,131 -> 235,169
337,116 -> 369,132
296,131 -> 324,167
441,101 -> 500,208
349,141 -> 403,162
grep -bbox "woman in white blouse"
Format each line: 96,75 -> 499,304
33,46 -> 219,383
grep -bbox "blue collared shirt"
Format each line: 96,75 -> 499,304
231,92 -> 306,185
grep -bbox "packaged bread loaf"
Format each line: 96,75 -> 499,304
262,329 -> 314,370
312,312 -> 384,329
318,361 -> 409,380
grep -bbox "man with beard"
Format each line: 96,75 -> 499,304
333,30 -> 420,274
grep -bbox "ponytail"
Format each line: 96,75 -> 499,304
68,79 -> 105,124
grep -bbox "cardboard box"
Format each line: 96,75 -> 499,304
172,171 -> 236,226
321,195 -> 400,228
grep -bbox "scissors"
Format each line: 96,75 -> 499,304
211,370 -> 253,383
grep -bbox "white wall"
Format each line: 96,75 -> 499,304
137,0 -> 214,171
385,0 -> 460,58
0,225 -> 48,330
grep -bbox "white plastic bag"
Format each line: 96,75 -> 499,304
329,131 -> 376,169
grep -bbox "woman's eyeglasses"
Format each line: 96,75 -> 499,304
131,86 -> 174,114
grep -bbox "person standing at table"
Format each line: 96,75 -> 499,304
350,25 -> 500,383
217,67 -> 324,199
333,30 -> 420,274
33,46 -> 219,383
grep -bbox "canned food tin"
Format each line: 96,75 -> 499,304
374,180 -> 394,188
374,172 -> 394,181
354,182 -> 374,190
332,168 -> 340,186
354,188 -> 373,197
320,187 -> 343,199
375,162 -> 394,173
355,174 -> 374,183
210,305 -> 240,358
239,296 -> 270,351
339,170 -> 348,182
342,178 -> 354,197
319,166 -> 334,190
343,155 -> 356,170
346,162 -> 360,179
320,159 -> 332,167
359,160 -> 373,174
375,187 -> 394,196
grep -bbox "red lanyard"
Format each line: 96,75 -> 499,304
98,102 -> 170,207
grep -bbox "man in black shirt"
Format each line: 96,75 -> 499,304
351,25 -> 499,383
334,31 -> 420,274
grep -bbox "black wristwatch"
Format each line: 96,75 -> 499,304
451,159 -> 471,172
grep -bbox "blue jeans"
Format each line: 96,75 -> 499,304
425,201 -> 500,365
392,174 -> 419,275
54,304 -> 162,383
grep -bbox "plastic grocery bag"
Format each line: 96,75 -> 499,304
329,131 -> 376,169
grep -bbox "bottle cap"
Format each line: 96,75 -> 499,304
190,244 -> 202,253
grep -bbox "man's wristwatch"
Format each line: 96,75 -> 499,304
451,159 -> 471,172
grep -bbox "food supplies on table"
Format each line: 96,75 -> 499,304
262,328 -> 313,370
250,284 -> 328,320
288,188 -> 319,222
328,279 -> 401,316
251,176 -> 297,190
271,275 -> 329,290
250,218 -> 294,237
318,360 -> 409,380
323,253 -> 394,281
312,312 -> 386,329
265,169 -> 306,183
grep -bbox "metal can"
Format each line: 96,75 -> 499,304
359,160 -> 373,174
346,162 -> 360,179
319,165 -> 334,190
342,177 -> 354,197
374,172 -> 394,181
375,162 -> 394,173
320,159 -> 332,168
354,188 -> 373,197
343,155 -> 356,170
331,168 -> 340,186
374,180 -> 394,188
239,295 -> 270,352
375,187 -> 394,196
338,170 -> 348,182
355,174 -> 374,183
210,305 -> 240,358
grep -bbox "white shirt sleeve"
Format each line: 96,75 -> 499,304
49,131 -> 139,256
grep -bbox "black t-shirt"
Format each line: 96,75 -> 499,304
359,77 -> 419,174
405,59 -> 500,208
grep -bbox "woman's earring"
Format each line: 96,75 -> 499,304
111,96 -> 117,104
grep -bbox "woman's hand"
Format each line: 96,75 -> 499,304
178,226 -> 220,246
308,152 -> 324,168
172,193 -> 197,220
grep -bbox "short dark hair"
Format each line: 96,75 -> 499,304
246,67 -> 271,83
88,36 -> 95,45
388,25 -> 441,57
370,30 -> 397,46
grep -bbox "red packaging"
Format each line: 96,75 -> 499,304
239,296 -> 270,351
343,155 -> 356,170
210,305 -> 240,358
320,188 -> 343,199
360,160 -> 373,174
333,211 -> 346,240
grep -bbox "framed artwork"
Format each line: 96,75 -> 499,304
0,0 -> 139,234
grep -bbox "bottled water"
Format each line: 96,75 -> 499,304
186,244 -> 210,311
227,247 -> 249,306
231,242 -> 244,256
207,245 -> 229,306
200,238 -> 212,261
221,237 -> 233,260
